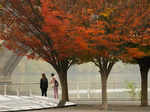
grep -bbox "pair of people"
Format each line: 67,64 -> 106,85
40,73 -> 59,99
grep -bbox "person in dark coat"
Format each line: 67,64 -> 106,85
40,73 -> 48,96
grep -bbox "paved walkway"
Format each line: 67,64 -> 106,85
0,95 -> 150,112
0,95 -> 75,112
26,101 -> 150,112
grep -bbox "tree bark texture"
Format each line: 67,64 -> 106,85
101,75 -> 108,109
139,64 -> 149,106
95,57 -> 115,110
57,71 -> 69,105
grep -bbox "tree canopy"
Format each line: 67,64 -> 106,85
0,0 -> 150,105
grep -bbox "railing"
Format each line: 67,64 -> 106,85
0,83 -> 40,96
0,81 -> 150,100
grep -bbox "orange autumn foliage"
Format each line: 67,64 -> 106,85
0,0 -> 150,63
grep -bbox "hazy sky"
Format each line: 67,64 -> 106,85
12,57 -> 142,82
15,57 -> 140,74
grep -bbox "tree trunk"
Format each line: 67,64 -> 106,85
101,74 -> 108,109
57,71 -> 69,105
139,64 -> 149,106
94,58 -> 115,110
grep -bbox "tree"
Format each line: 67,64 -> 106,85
109,0 -> 150,106
71,0 -> 150,108
0,1 -> 119,108
91,0 -> 150,107
1,0 -> 149,107
136,57 -> 150,106
0,0 -> 79,104
62,0 -> 120,109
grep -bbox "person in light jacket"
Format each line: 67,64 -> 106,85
50,73 -> 59,99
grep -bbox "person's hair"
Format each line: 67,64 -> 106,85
51,73 -> 55,77
42,73 -> 46,79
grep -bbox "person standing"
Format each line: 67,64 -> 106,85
50,73 -> 59,99
40,73 -> 48,97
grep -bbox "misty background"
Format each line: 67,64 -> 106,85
12,57 -> 144,84
9,57 -> 150,99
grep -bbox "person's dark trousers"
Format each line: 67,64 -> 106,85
41,88 -> 47,96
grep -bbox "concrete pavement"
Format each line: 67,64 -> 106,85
0,95 -> 75,112
25,101 -> 150,112
0,95 -> 150,112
